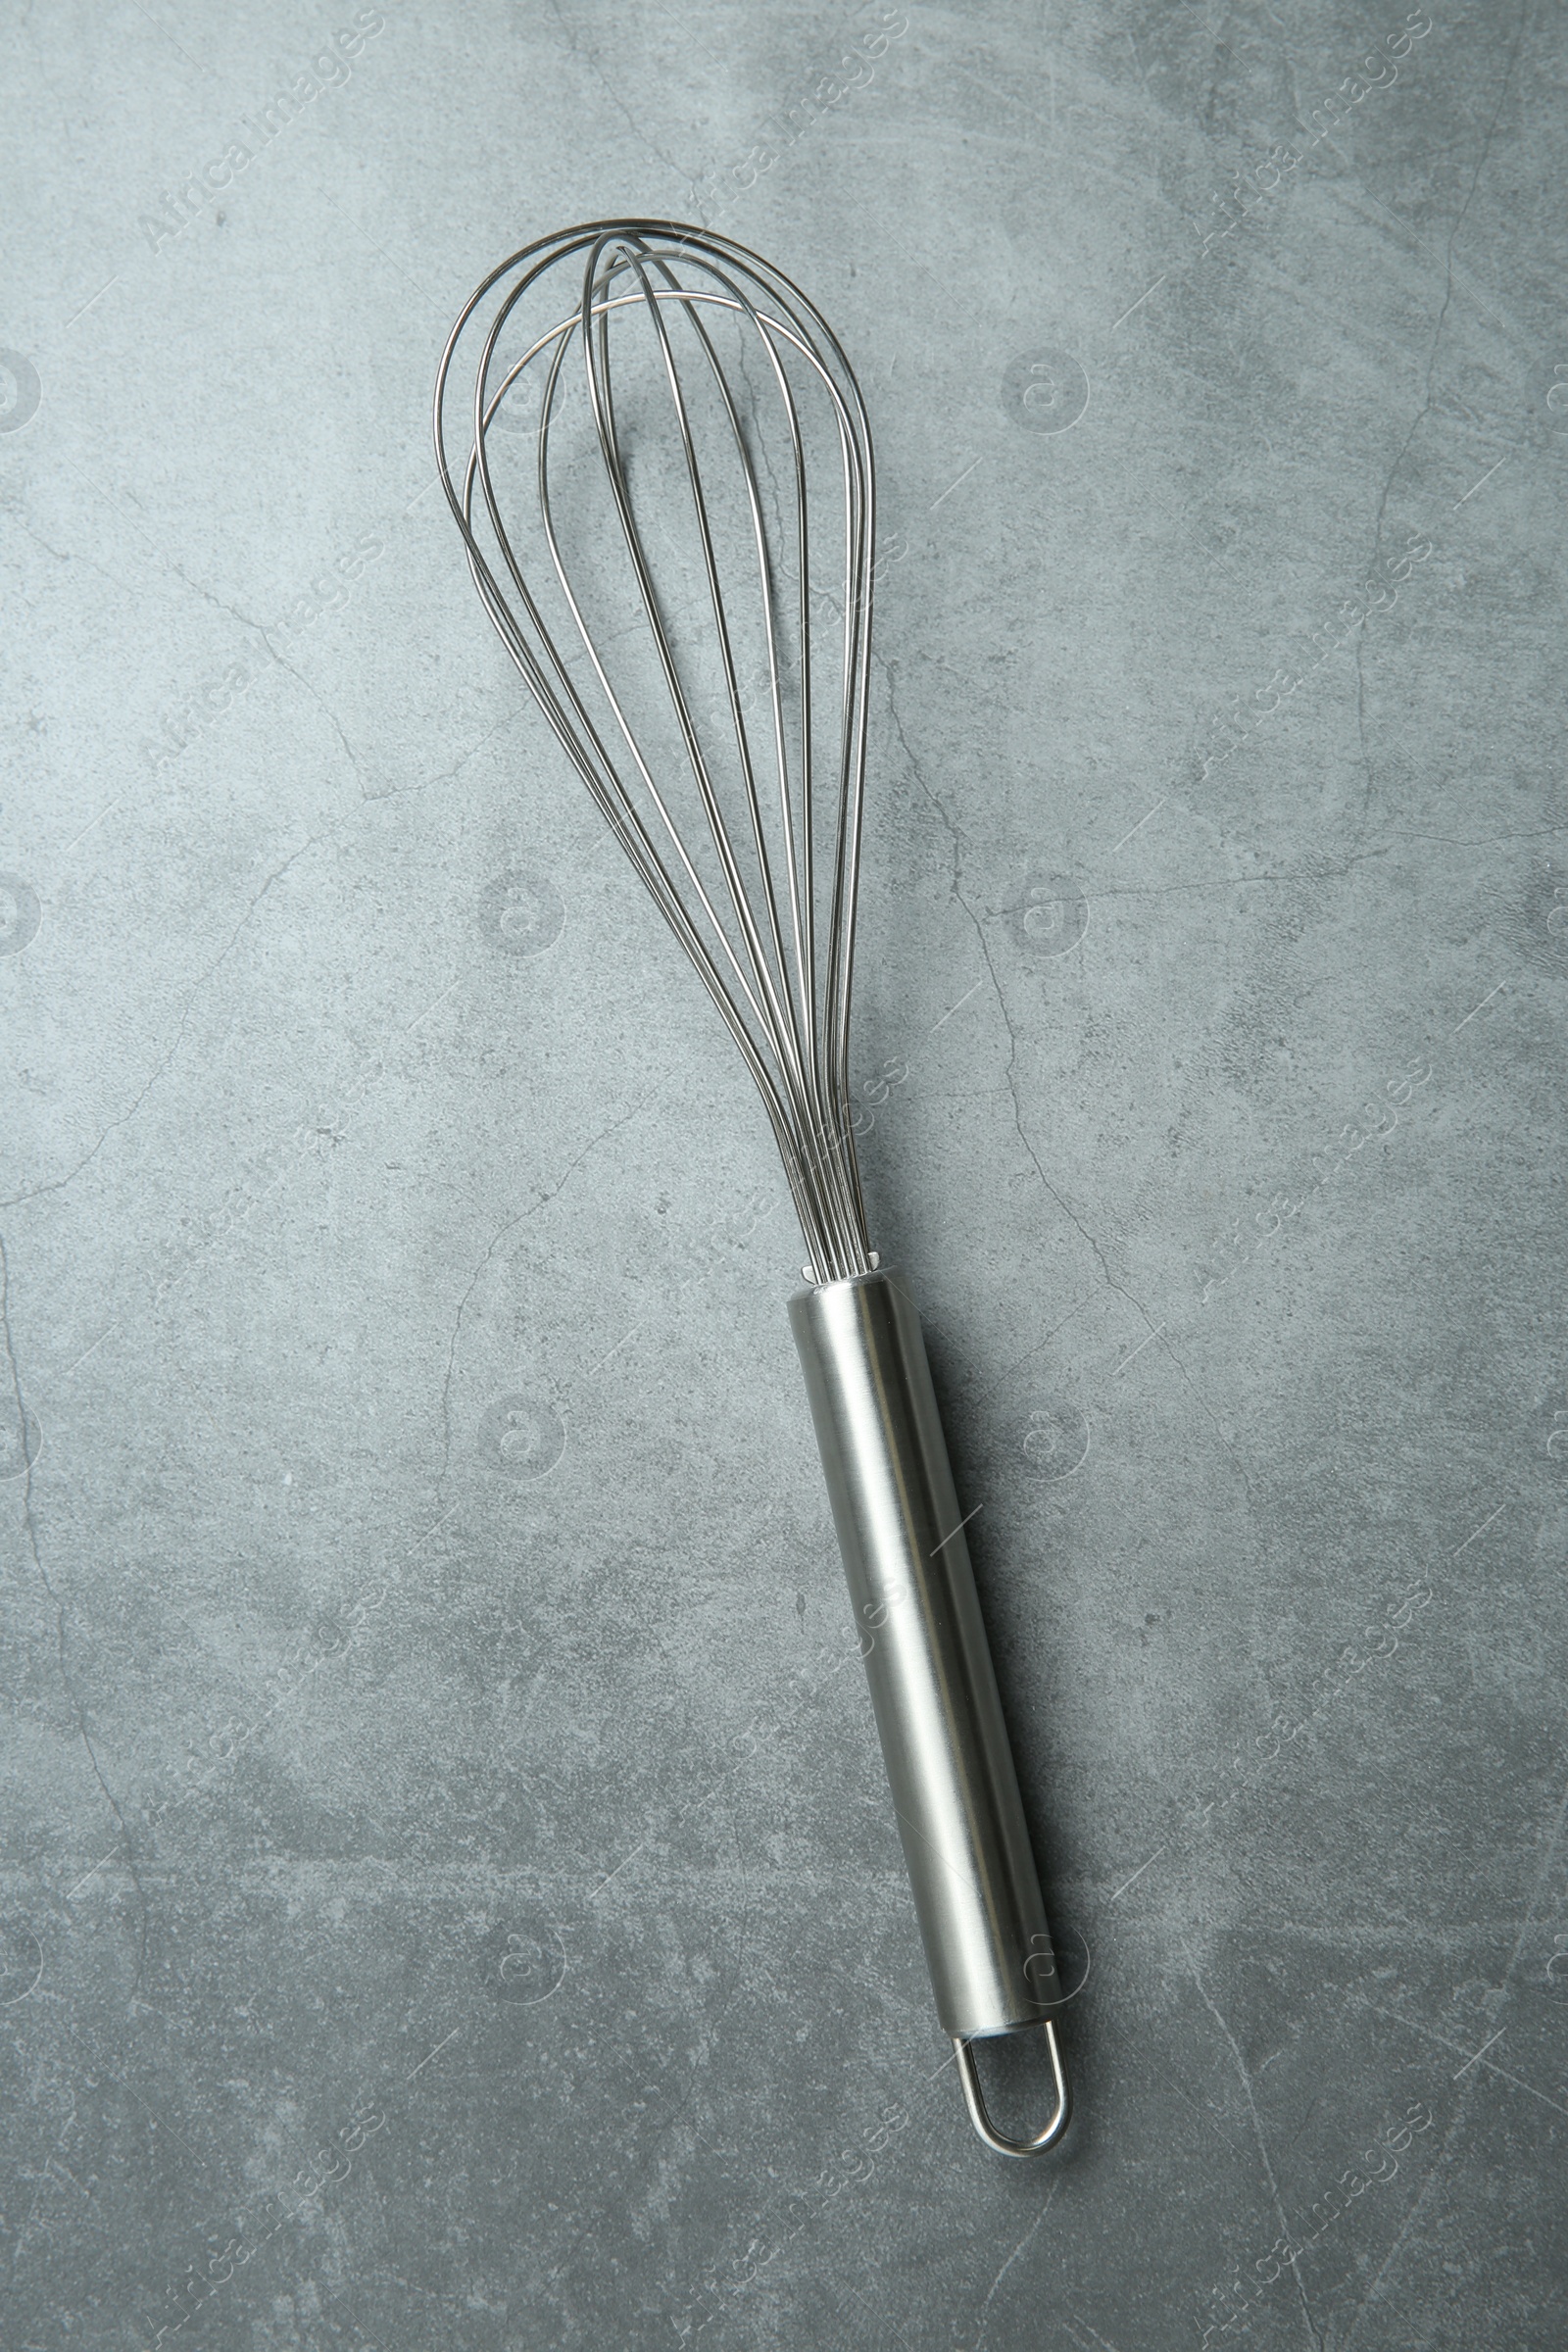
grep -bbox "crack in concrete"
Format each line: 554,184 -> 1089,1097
164,558 -> 370,798
434,1074 -> 670,1493
1351,2 -> 1526,850
10,511 -> 146,606
1085,852 -> 1396,900
882,656 -> 1133,1285
545,0 -> 691,189
883,657 -> 1252,1498
1188,1940 -> 1324,2352
1341,1761 -> 1568,2347
369,709 -> 515,806
0,1234 -> 148,1992
961,2180 -> 1059,2349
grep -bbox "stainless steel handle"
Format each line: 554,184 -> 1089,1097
789,1267 -> 1071,2155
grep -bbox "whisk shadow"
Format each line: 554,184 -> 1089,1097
921,1319 -> 1085,1932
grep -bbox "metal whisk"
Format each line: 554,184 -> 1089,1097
433,219 -> 1071,2156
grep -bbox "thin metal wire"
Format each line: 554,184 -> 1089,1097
433,220 -> 878,1283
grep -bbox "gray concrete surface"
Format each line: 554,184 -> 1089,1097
3,2 -> 1565,2346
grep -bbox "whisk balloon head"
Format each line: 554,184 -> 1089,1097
433,220 -> 879,1283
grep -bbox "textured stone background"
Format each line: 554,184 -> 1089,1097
3,2 -> 1565,2347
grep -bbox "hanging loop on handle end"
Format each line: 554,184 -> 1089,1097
955,2020 -> 1071,2158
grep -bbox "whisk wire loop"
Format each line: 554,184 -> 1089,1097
579,246 -> 814,1127
434,221 -> 878,1280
